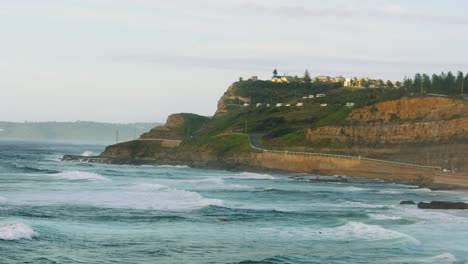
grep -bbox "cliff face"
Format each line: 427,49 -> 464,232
347,97 -> 467,122
140,113 -> 210,140
307,117 -> 468,145
215,84 -> 251,115
305,97 -> 468,172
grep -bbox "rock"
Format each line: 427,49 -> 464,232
417,201 -> 468,210
400,200 -> 416,205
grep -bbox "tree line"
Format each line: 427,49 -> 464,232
401,71 -> 467,95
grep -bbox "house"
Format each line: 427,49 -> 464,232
285,104 -> 291,107
266,104 -> 271,107
296,103 -> 303,107
256,103 -> 263,107
275,103 -> 283,107
333,76 -> 346,83
302,96 -> 308,99
249,76 -> 258,81
308,95 -> 314,98
320,103 -> 328,107
243,103 -> 250,107
345,102 -> 355,108
315,75 -> 331,82
344,78 -> 353,87
316,94 -> 326,98
271,76 -> 292,83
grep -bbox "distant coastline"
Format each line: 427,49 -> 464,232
0,121 -> 160,144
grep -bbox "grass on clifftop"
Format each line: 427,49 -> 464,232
183,134 -> 252,156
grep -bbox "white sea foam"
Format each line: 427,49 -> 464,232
81,151 -> 95,157
369,214 -> 403,221
156,165 -> 190,169
397,207 -> 468,224
182,177 -> 225,184
389,253 -> 457,263
379,189 -> 403,194
227,172 -> 276,180
0,223 -> 38,240
134,183 -> 170,191
341,201 -> 392,209
261,222 -> 419,245
343,186 -> 368,192
49,171 -> 111,182
317,222 -> 420,244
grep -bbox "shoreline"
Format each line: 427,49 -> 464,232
62,154 -> 468,191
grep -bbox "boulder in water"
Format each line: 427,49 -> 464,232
418,201 -> 468,210
400,200 -> 416,205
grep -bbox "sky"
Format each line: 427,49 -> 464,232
1,0 -> 468,123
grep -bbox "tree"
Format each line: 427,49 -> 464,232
239,77 -> 243,82
386,80 -> 394,88
303,70 -> 311,83
273,69 -> 278,77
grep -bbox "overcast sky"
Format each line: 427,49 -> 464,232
1,0 -> 468,123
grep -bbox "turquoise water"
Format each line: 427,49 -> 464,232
1,140 -> 468,263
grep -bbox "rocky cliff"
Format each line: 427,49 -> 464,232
347,97 -> 467,122
140,113 -> 210,140
215,84 -> 251,115
305,97 -> 468,172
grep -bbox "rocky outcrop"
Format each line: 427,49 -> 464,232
140,114 -> 186,140
140,113 -> 209,140
400,201 -> 416,205
215,84 -> 250,115
418,201 -> 468,209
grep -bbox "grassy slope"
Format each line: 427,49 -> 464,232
197,81 -> 408,148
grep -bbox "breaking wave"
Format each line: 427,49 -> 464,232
81,151 -> 95,157
49,171 -> 111,182
0,223 -> 38,240
227,172 -> 276,180
317,222 -> 420,244
368,214 -> 403,220
156,165 -> 190,169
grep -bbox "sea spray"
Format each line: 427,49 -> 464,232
0,223 -> 37,240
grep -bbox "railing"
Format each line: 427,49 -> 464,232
116,138 -> 183,144
219,133 -> 442,171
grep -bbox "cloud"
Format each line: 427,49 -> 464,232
113,53 -> 468,78
229,1 -> 468,26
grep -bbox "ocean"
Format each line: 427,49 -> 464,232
1,140 -> 467,264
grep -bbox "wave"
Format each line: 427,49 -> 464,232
340,201 -> 392,209
48,171 -> 111,182
134,183 -> 170,191
368,214 -> 403,220
182,177 -> 225,184
258,222 -> 419,245
227,172 -> 276,180
389,253 -> 457,263
317,222 -> 420,244
342,186 -> 369,192
9,164 -> 58,174
156,165 -> 190,169
81,150 -> 95,157
0,223 -> 38,240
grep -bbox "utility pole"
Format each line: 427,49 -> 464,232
462,72 -> 465,95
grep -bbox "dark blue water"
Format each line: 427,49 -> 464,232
1,140 -> 467,263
